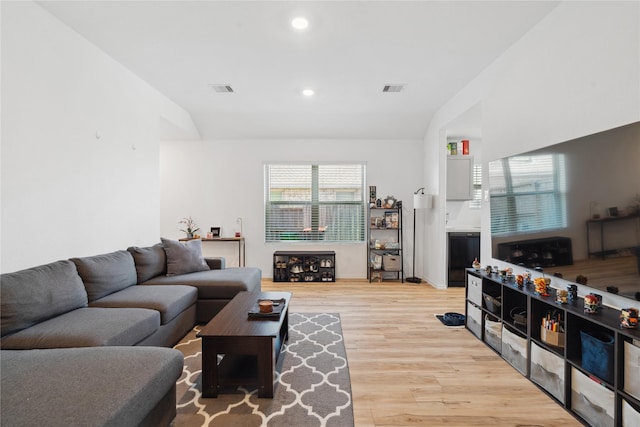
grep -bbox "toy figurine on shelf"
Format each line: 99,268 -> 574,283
556,289 -> 568,304
534,277 -> 549,296
472,258 -> 481,270
584,294 -> 599,314
621,308 -> 638,329
524,270 -> 532,285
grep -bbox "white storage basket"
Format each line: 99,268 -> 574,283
624,341 -> 640,400
622,399 -> 640,427
571,367 -> 614,427
466,302 -> 482,339
467,274 -> 482,306
501,325 -> 527,376
530,342 -> 565,403
484,314 -> 502,353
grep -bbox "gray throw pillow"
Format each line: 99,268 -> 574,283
127,244 -> 167,283
71,250 -> 137,301
161,238 -> 210,276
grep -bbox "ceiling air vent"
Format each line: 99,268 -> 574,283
210,84 -> 234,93
382,84 -> 405,93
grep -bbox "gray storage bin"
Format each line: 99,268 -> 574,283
382,254 -> 401,271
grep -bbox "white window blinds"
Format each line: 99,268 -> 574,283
490,154 -> 567,235
264,163 -> 366,242
469,163 -> 483,209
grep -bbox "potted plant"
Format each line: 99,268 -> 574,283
179,217 -> 200,239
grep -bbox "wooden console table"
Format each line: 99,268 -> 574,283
179,237 -> 245,266
586,214 -> 640,259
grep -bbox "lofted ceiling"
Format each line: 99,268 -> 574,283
38,1 -> 560,140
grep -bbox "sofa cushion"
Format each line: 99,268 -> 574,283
90,285 -> 197,324
0,260 -> 88,337
141,267 -> 262,299
0,307 -> 160,349
1,346 -> 183,427
127,243 -> 167,283
161,237 -> 209,276
71,250 -> 137,301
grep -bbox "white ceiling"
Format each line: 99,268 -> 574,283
38,1 -> 560,140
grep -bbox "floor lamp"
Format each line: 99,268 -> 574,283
407,188 -> 427,283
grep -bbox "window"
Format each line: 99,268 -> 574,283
468,163 -> 483,209
264,163 -> 366,243
489,154 -> 567,235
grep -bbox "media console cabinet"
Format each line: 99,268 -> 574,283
465,268 -> 640,426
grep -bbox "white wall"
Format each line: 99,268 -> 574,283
422,1 -> 640,289
0,1 -> 196,272
159,139 -> 424,278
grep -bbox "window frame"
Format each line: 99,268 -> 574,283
264,162 -> 366,243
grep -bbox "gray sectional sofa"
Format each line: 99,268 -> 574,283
0,238 -> 262,426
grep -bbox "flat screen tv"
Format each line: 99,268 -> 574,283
489,121 -> 640,302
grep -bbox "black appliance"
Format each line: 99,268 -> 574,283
448,232 -> 480,287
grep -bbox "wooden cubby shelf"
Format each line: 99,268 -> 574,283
272,250 -> 335,283
465,268 -> 640,426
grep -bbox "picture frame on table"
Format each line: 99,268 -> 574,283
210,227 -> 221,237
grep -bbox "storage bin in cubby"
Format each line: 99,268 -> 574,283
501,325 -> 527,376
502,286 -> 528,334
571,367 -> 614,427
382,254 -> 401,271
467,273 -> 482,307
624,341 -> 640,401
622,399 -> 640,427
580,329 -> 614,384
482,291 -> 501,316
466,302 -> 482,339
530,342 -> 564,403
484,314 -> 501,353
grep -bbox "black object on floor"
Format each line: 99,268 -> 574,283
436,312 -> 466,326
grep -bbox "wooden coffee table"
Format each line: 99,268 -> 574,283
197,291 -> 291,398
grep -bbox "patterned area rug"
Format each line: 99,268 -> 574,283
173,313 -> 354,427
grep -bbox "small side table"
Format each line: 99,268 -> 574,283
180,237 -> 245,266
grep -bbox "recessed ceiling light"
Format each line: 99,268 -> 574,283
302,88 -> 315,97
291,17 -> 309,30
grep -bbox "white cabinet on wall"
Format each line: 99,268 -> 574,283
446,155 -> 474,200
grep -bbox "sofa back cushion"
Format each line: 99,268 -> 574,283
71,250 -> 137,301
127,244 -> 167,283
161,237 -> 210,276
1,260 -> 88,337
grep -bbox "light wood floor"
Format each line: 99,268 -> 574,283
262,279 -> 582,427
